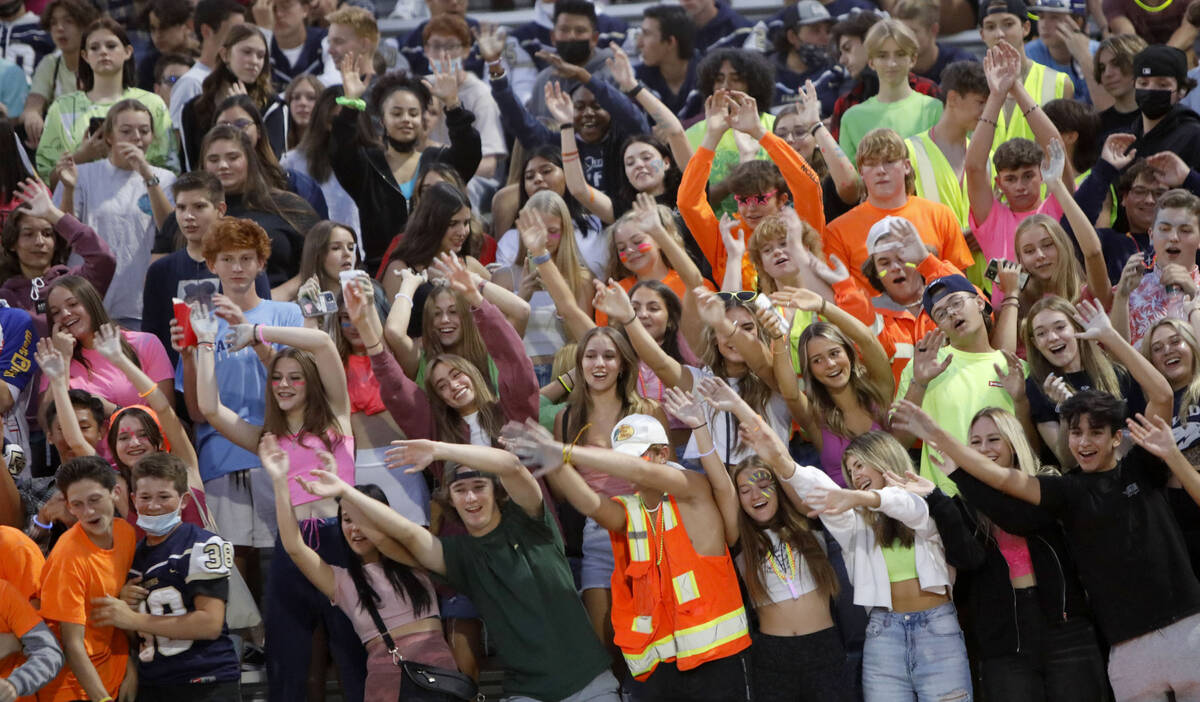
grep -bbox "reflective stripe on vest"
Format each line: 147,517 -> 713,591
620,603 -> 751,678
620,494 -> 679,564
894,342 -> 915,360
908,134 -> 941,206
994,63 -> 1065,146
787,307 -> 819,375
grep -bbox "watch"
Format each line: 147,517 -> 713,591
143,175 -> 161,187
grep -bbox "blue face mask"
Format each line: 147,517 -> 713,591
137,505 -> 182,536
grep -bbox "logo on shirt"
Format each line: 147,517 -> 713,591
988,380 -> 1004,388
1123,483 -> 1140,498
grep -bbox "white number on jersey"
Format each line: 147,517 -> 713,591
137,586 -> 193,661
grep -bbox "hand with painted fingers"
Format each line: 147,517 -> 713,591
1101,132 -> 1138,170
474,23 -> 507,63
605,42 -> 638,92
1116,253 -> 1146,298
993,349 -> 1026,402
1043,373 -> 1074,405
592,278 -> 635,324
93,323 -> 125,363
1126,412 -> 1186,461
1145,151 -> 1191,187
1160,263 -> 1200,297
661,386 -> 707,429
500,418 -> 565,477
34,338 -> 68,382
884,467 -> 938,497
1041,137 -> 1066,185
889,399 -> 939,441
189,304 -> 219,344
769,286 -> 823,313
912,329 -> 952,387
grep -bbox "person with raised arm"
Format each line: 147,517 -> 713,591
725,389 -> 971,702
258,435 -> 461,702
891,390 -> 1200,700
299,439 -> 621,702
669,380 -> 854,701
504,414 -> 752,701
679,90 -> 825,292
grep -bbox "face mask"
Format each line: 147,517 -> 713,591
137,505 -> 182,536
1135,88 -> 1174,120
795,43 -> 832,70
386,135 -> 417,153
554,39 -> 592,66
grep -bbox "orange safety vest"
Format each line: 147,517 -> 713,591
608,494 -> 751,680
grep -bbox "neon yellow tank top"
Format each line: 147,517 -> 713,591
881,542 -> 918,583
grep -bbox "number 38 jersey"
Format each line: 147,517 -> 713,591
127,522 -> 241,686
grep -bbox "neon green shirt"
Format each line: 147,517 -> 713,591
685,112 -> 777,217
839,91 -> 943,164
906,130 -> 970,230
36,87 -> 176,180
990,62 -> 1067,151
894,345 -> 1027,496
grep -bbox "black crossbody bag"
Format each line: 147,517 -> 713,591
360,595 -> 481,702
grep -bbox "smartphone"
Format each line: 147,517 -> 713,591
172,298 -> 197,347
301,291 -> 338,318
87,116 -> 105,136
984,258 -> 1031,291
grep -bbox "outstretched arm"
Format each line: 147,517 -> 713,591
35,339 -> 95,459
967,43 -> 1020,226
664,387 -> 739,546
391,439 -> 544,518
259,434 -> 335,597
593,279 -> 687,389
1074,300 -> 1173,423
191,307 -> 262,453
547,82 -> 613,223
1128,413 -> 1200,507
382,269 -> 424,379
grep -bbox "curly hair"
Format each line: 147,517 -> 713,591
202,215 -> 272,264
697,49 -> 775,109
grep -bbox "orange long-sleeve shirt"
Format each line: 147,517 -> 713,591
678,132 -> 825,291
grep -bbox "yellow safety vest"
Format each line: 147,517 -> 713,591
907,130 -> 971,229
991,62 -> 1067,151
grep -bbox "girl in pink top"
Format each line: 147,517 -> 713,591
42,276 -> 174,414
259,440 -> 457,702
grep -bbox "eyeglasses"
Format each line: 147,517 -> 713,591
219,118 -> 254,130
931,294 -> 969,324
1128,186 -> 1168,200
426,41 -> 463,53
716,291 -> 759,303
733,190 -> 778,207
774,127 -> 814,141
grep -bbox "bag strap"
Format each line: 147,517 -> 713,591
360,592 -> 402,665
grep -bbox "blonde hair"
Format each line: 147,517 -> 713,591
700,299 -> 775,455
326,6 -> 379,45
970,407 -> 1056,477
856,129 -> 916,195
520,189 -> 592,303
842,431 -> 915,548
1141,317 -> 1200,419
864,19 -> 919,59
747,210 -> 824,295
1013,215 -> 1085,310
892,0 -> 940,27
605,204 -> 685,281
1022,296 -> 1121,397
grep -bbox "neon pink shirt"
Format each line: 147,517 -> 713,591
278,431 -> 356,506
993,525 -> 1034,579
39,330 -> 174,407
970,194 -> 1064,266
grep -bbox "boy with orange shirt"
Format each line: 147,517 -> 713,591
0,526 -> 43,605
0,578 -> 62,702
679,90 -> 824,291
37,456 -> 137,702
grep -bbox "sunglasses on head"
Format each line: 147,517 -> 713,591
716,291 -> 759,303
733,190 -> 778,207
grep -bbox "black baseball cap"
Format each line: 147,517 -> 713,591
922,275 -> 977,316
1133,45 -> 1188,84
980,0 -> 1029,22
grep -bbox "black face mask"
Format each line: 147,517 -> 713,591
554,39 -> 592,67
795,43 -> 832,70
1135,88 -> 1174,120
386,135 -> 416,153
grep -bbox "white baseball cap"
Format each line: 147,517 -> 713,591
611,414 -> 670,457
866,216 -> 909,255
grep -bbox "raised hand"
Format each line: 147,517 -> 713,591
474,23 -> 506,63
544,81 -> 575,128
92,323 -> 124,362
55,155 -> 77,189
1145,151 -> 1190,187
719,214 -> 746,263
1116,253 -> 1146,298
295,468 -> 349,499
889,399 -> 939,440
211,293 -> 248,326
338,52 -> 367,100
884,467 -> 937,497
534,49 -> 590,82
727,91 -> 764,139
1043,373 -> 1074,405
117,142 -> 153,179
591,278 -> 635,323
695,376 -> 743,413
735,414 -> 790,466
703,92 -> 734,137
189,303 -> 218,344
992,349 -> 1025,402
754,304 -> 787,340
1073,299 -> 1115,340
34,338 -> 67,381
224,323 -> 256,352
809,252 -> 850,286
1100,133 -> 1137,170
798,80 -> 821,127
423,51 -> 464,109
500,418 -> 564,477
804,485 -> 867,515
344,276 -> 374,326
1041,137 -> 1066,185
912,329 -> 951,386
633,192 -> 668,240
14,178 -> 60,220
258,432 -> 290,483
769,286 -> 823,313
250,0 -> 274,29
515,208 -> 550,256
694,288 -> 733,334
605,42 -> 637,92
430,251 -> 483,306
996,259 -> 1023,295
982,43 -> 1019,97
1126,412 -> 1184,461
380,439 -> 436,474
662,386 -> 707,429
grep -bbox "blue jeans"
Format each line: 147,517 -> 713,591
861,602 -> 973,702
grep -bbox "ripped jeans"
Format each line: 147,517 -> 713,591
861,601 -> 973,702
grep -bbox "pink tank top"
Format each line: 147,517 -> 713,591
279,431 -> 356,506
819,424 -> 881,487
993,526 -> 1034,579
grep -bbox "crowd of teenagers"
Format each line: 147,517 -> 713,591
3,0 -> 1200,699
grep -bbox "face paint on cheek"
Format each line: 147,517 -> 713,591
760,484 -> 775,498
904,262 -> 917,269
649,158 -> 663,173
618,250 -> 631,262
636,241 -> 653,253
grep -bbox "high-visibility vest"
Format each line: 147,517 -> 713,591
991,62 -> 1067,150
609,494 -> 751,680
906,131 -> 970,230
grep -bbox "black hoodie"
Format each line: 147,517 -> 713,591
1128,104 -> 1200,170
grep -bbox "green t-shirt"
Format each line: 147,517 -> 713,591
35,87 -> 176,180
839,91 -> 943,164
685,112 -> 777,217
895,345 -> 1026,496
439,500 -> 611,700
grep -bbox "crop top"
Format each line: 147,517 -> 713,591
739,529 -> 821,607
331,562 -> 439,644
280,430 -> 356,506
993,526 -> 1034,580
881,542 -> 918,583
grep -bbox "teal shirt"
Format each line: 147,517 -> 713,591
839,91 -> 943,164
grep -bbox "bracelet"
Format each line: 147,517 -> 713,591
562,149 -> 579,158
365,339 -> 384,354
488,67 -> 506,80
138,385 -> 156,398
1023,104 -> 1038,117
689,421 -> 707,430
197,341 -> 214,351
143,175 -> 160,187
620,313 -> 637,326
31,515 -> 52,530
531,251 -> 551,266
256,324 -> 268,346
558,374 -> 573,394
394,292 -> 413,306
625,82 -> 644,99
486,57 -> 503,68
978,116 -> 998,128
335,96 -> 366,111
809,121 -> 824,137
697,445 -> 717,458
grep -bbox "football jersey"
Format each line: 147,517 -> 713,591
127,523 -> 240,686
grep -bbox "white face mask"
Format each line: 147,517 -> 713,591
137,504 -> 183,536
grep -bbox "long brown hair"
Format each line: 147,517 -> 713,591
192,25 -> 275,133
700,298 -> 774,452
0,210 -> 69,279
797,322 -> 888,438
421,284 -> 493,392
46,276 -> 141,372
564,326 -> 655,442
261,348 -> 343,451
843,431 -> 915,549
1022,296 -> 1121,396
199,126 -> 317,236
426,354 -> 505,445
732,457 -> 839,604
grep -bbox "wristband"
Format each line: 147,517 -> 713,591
689,421 -> 707,430
138,385 -> 156,398
335,96 -> 366,111
486,57 -> 503,68
620,313 -> 637,326
697,445 -> 717,458
1022,104 -> 1038,117
143,175 -> 160,187
624,82 -> 644,99
531,251 -> 552,265
31,515 -> 52,530
255,324 -> 268,346
197,341 -> 214,351
365,339 -> 384,354
558,374 -> 573,394
978,116 -> 997,128
808,122 -> 824,137
394,292 -> 413,306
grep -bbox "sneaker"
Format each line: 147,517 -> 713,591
241,643 -> 266,671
